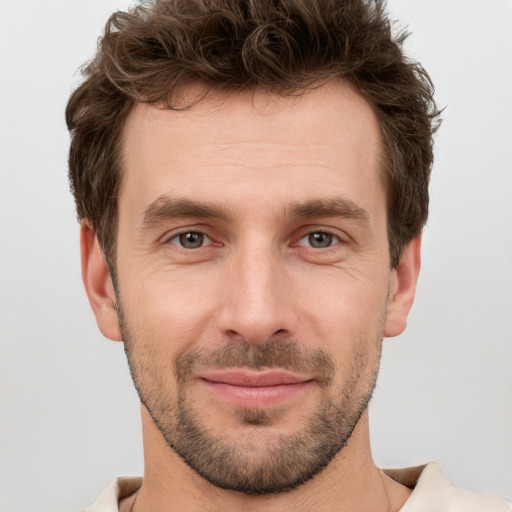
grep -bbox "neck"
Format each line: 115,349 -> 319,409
129,408 -> 411,512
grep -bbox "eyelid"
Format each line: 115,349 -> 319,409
291,226 -> 349,247
159,225 -> 220,247
297,233 -> 339,248
168,231 -> 212,248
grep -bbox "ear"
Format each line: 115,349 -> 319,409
80,222 -> 122,341
384,235 -> 422,338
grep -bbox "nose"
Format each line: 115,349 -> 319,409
216,240 -> 298,345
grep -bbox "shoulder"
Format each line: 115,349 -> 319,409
384,462 -> 512,512
82,477 -> 143,512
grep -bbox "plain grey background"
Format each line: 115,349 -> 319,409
0,1 -> 511,511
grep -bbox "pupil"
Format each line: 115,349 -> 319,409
309,232 -> 332,248
180,232 -> 203,248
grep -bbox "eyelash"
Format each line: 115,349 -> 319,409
167,231 -> 216,249
295,231 -> 342,249
165,228 -> 345,251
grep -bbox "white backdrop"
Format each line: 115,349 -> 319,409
0,1 -> 510,511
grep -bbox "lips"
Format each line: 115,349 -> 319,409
198,370 -> 314,408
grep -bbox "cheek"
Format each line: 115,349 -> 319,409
119,267 -> 222,353
293,265 -> 389,341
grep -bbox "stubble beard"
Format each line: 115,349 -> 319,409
119,307 -> 383,495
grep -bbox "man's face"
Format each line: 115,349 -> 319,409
90,82 -> 413,494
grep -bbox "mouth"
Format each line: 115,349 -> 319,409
198,369 -> 315,408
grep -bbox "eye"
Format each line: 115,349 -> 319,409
297,231 -> 340,248
169,231 -> 211,249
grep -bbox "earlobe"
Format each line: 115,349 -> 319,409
384,236 -> 422,338
80,222 -> 123,341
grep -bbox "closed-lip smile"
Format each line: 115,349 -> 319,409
197,369 -> 315,408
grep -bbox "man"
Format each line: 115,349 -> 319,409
66,1 -> 511,510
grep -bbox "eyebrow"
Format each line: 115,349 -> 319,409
139,195 -> 370,231
140,196 -> 231,230
288,198 -> 370,225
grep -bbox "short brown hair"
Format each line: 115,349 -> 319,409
66,0 -> 440,269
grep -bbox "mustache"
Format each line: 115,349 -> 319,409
175,339 -> 335,388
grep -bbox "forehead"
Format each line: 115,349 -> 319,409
120,81 -> 383,219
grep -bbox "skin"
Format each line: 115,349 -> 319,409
81,81 -> 421,511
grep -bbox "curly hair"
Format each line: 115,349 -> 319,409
66,0 -> 440,269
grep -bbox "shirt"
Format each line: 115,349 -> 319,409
83,462 -> 512,511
